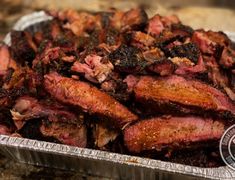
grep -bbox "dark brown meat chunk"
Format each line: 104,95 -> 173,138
11,31 -> 36,65
40,121 -> 87,147
44,72 -> 138,128
148,59 -> 175,76
121,8 -> 148,31
146,14 -> 180,36
109,44 -> 146,73
125,31 -> 155,49
171,24 -> 194,38
0,108 -> 16,134
109,45 -> 165,74
11,96 -> 83,129
168,43 -> 200,63
124,116 -> 224,153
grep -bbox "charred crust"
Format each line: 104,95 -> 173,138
169,43 -> 200,63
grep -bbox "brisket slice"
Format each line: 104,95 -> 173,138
124,116 -> 224,153
44,72 -> 138,129
133,75 -> 235,119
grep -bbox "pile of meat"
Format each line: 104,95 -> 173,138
0,8 -> 235,167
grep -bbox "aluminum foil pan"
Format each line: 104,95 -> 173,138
1,11 -> 235,180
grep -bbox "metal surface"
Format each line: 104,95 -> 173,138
0,135 -> 234,180
1,11 -> 235,180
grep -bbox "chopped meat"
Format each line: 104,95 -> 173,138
0,45 -> 10,73
0,45 -> 18,76
93,123 -> 118,148
219,47 -> 235,68
61,10 -> 100,36
44,72 -> 138,128
40,121 -> 87,147
146,14 -> 180,36
148,59 -> 175,76
109,45 -> 162,73
11,96 -> 83,129
109,10 -> 124,29
205,30 -> 231,47
161,15 -> 180,26
109,45 -> 145,73
192,31 -> 217,55
11,31 -> 36,65
174,55 -> 206,75
147,15 -> 164,36
121,8 -> 148,31
168,43 -> 200,63
123,75 -> 139,92
171,24 -> 194,38
125,31 -> 155,49
142,48 -> 165,62
0,124 -> 12,135
71,54 -> 114,83
124,116 -> 224,153
101,80 -> 117,92
0,108 -> 16,133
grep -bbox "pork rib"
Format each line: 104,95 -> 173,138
44,72 -> 138,128
124,116 -> 224,153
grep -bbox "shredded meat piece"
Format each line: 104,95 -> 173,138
71,54 -> 113,83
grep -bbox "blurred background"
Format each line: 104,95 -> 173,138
1,0 -> 235,41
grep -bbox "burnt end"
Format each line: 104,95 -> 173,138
148,59 -> 175,76
109,44 -> 147,73
98,12 -> 113,28
19,119 -> 61,143
194,72 -> 211,83
155,35 -> 183,50
0,87 -> 28,107
85,30 -> 102,50
105,28 -> 120,46
214,44 -> 224,60
206,30 -> 232,47
230,72 -> 235,92
122,8 -> 148,31
18,119 -> 43,139
171,24 -> 194,37
169,43 -> 200,63
0,108 -> 16,131
53,37 -> 75,50
11,31 -> 35,65
26,20 -> 63,43
138,8 -> 148,28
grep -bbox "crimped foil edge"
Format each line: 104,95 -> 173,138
0,135 -> 234,179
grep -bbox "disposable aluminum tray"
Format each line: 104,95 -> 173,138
1,11 -> 235,180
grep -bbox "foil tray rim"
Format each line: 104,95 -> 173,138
0,135 -> 234,179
